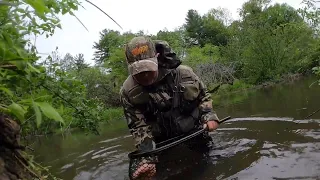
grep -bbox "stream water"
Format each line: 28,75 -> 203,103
31,76 -> 320,180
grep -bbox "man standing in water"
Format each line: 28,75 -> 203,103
119,36 -> 220,179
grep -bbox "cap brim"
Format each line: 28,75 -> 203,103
128,57 -> 158,75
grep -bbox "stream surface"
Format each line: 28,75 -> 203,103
31,76 -> 320,180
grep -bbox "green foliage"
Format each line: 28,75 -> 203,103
183,44 -> 220,68
184,9 -> 204,46
0,0 -> 81,133
93,30 -> 124,65
105,47 -> 128,86
34,50 -> 107,135
0,0 -> 125,137
221,0 -> 318,84
77,66 -> 121,107
298,0 -> 320,84
184,8 -> 230,47
74,53 -> 89,72
36,102 -> 64,124
101,107 -> 124,122
0,0 -> 126,178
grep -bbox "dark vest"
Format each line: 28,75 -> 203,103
122,65 -> 202,141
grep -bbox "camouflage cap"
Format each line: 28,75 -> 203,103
125,36 -> 158,75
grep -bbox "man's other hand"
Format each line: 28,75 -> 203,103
132,163 -> 156,180
203,120 -> 219,132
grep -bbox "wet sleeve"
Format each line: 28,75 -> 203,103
198,79 -> 220,123
119,88 -> 156,152
185,67 -> 219,123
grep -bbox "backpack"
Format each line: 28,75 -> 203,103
154,40 -> 182,69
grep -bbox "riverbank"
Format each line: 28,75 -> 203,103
54,108 -> 125,134
23,108 -> 125,139
212,72 -> 313,107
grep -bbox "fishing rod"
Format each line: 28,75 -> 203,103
85,0 -> 123,30
128,116 -> 232,158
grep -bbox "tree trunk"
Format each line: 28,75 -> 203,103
0,113 -> 39,180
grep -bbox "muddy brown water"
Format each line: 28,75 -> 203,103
31,76 -> 320,180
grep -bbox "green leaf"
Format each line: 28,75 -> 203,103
13,45 -> 27,59
32,100 -> 42,127
0,41 -> 18,60
62,8 -> 68,15
2,32 -> 14,47
0,104 -> 8,113
68,1 -> 78,10
18,98 -> 33,104
10,61 -> 28,70
0,87 -> 13,97
25,0 -> 49,15
27,63 -> 40,73
8,102 -> 26,122
36,102 -> 64,124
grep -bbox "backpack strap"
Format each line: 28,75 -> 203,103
166,68 -> 184,110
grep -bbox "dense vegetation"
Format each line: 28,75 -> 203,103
0,0 -> 319,179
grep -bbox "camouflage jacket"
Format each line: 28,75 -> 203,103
119,65 -> 219,152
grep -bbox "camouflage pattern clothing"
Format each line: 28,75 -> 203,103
120,36 -> 219,152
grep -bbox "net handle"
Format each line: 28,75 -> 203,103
128,116 -> 232,158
